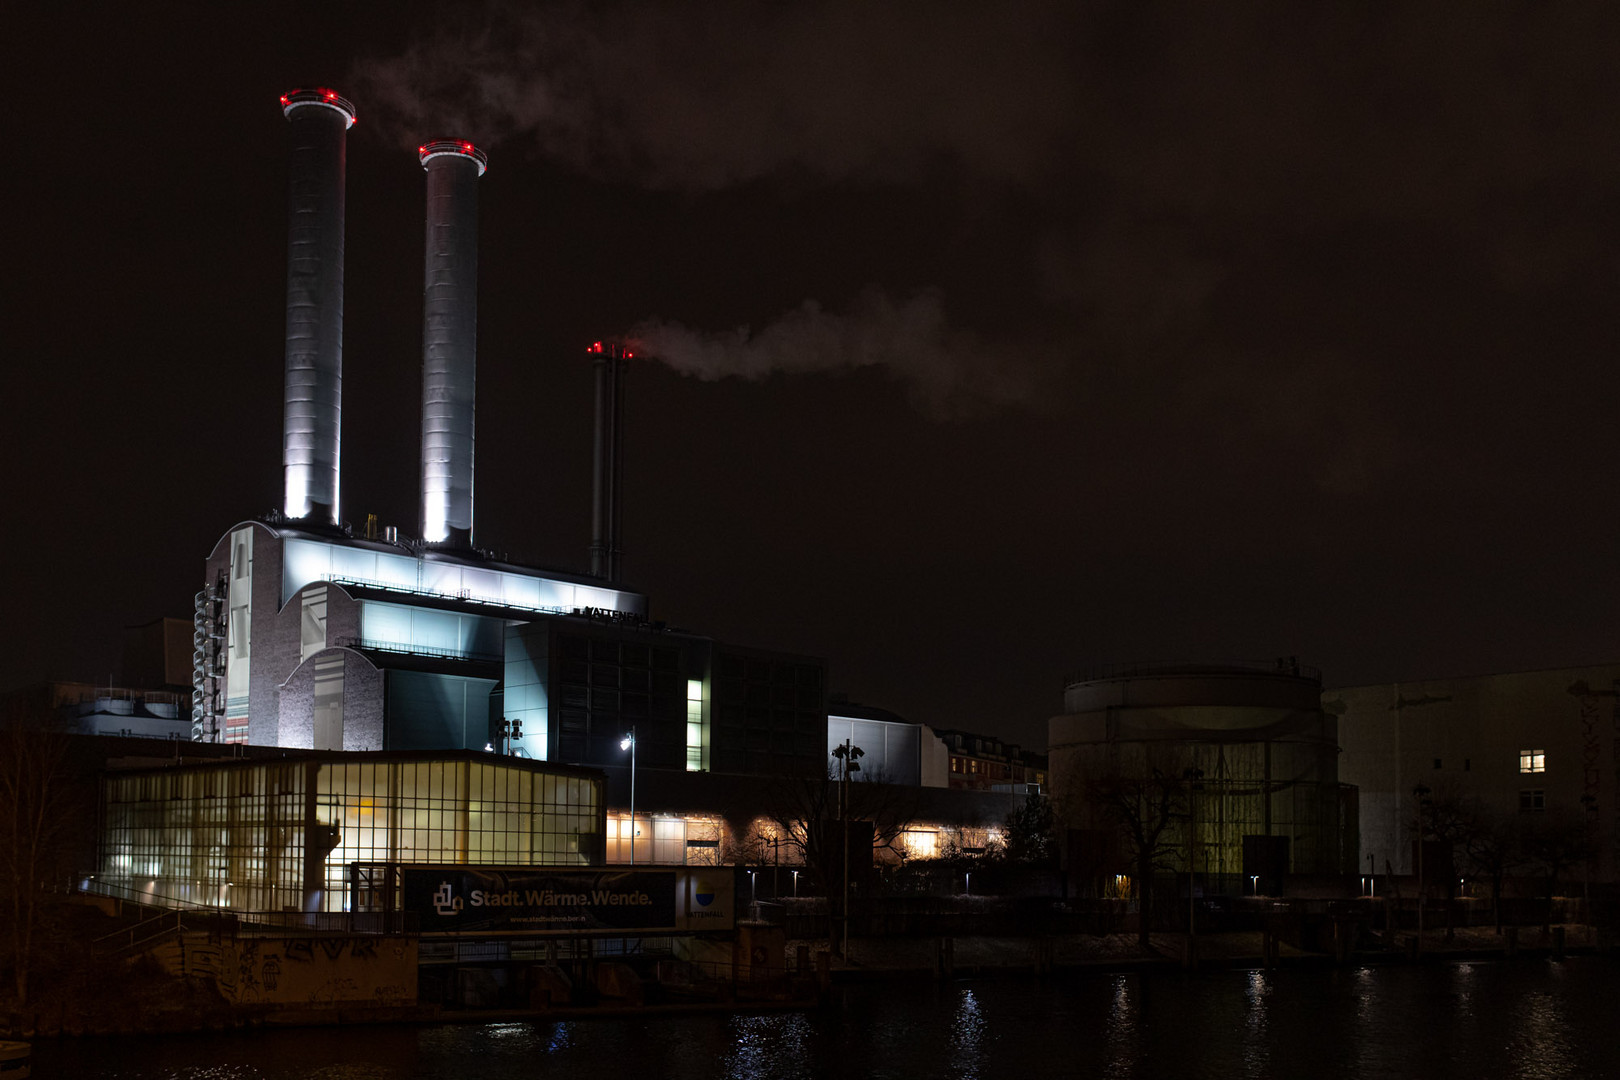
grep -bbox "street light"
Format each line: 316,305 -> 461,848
1413,784 -> 1431,951
1581,794 -> 1598,922
832,740 -> 864,958
621,727 -> 637,865
1184,767 -> 1205,942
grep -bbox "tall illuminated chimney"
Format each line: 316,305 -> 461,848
418,139 -> 487,547
279,88 -> 355,524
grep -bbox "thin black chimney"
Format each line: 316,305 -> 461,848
589,342 -> 628,582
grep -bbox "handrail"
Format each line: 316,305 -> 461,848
1065,658 -> 1322,685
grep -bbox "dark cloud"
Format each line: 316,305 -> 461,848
353,2 -> 1620,476
351,0 -> 1079,188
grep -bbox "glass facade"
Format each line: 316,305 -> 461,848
98,754 -> 604,914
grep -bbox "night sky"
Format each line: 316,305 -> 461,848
8,2 -> 1620,750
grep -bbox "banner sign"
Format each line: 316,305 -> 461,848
397,866 -> 736,936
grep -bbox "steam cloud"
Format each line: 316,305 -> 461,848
626,288 -> 1039,419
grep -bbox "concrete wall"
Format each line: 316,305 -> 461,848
278,649 -> 386,751
167,935 -> 418,1009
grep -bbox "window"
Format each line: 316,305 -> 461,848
1519,789 -> 1545,812
685,680 -> 703,772
1433,759 -> 1442,770
1520,749 -> 1545,773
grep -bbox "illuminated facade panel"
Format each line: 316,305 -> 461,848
281,538 -> 645,616
223,527 -> 253,744
359,600 -> 503,661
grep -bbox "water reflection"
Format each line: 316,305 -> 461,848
950,988 -> 987,1079
1242,970 -> 1270,1077
30,958 -> 1620,1080
1104,974 -> 1141,1078
1508,984 -> 1575,1080
723,1011 -> 816,1080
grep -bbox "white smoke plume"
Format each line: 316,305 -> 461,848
625,288 -> 1041,419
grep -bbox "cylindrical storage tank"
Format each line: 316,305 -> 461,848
280,88 -> 356,524
418,139 -> 487,547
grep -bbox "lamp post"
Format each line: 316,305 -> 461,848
1184,767 -> 1205,943
620,728 -> 637,865
1581,794 -> 1597,924
832,739 -> 864,958
1413,784 -> 1431,951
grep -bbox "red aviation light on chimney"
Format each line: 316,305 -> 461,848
589,342 -> 604,354
281,87 -> 357,128
418,138 -> 489,175
588,341 -> 634,359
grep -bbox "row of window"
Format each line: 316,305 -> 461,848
949,756 -> 1047,784
1429,750 -> 1548,774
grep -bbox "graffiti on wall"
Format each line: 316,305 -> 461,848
175,936 -> 416,1007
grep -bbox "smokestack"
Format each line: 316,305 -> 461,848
589,342 -> 629,582
279,88 -> 356,524
418,139 -> 487,547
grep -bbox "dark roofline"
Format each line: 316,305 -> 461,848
827,702 -> 913,726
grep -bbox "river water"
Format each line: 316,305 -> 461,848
36,957 -> 1620,1079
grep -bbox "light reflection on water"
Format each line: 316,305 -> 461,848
30,957 -> 1620,1080
1241,969 -> 1270,1077
1105,973 -> 1140,1079
950,989 -> 987,1080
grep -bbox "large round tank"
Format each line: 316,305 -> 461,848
1051,660 -> 1353,884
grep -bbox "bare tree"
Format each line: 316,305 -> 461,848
1459,806 -> 1524,933
1412,784 -> 1473,939
1067,748 -> 1192,950
1000,791 -> 1055,866
0,701 -> 86,1007
752,764 -> 918,890
1521,809 -> 1594,933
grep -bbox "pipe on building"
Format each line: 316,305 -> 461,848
280,88 -> 356,524
418,140 -> 487,547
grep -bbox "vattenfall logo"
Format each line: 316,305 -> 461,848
694,877 -> 716,907
432,881 -> 462,915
